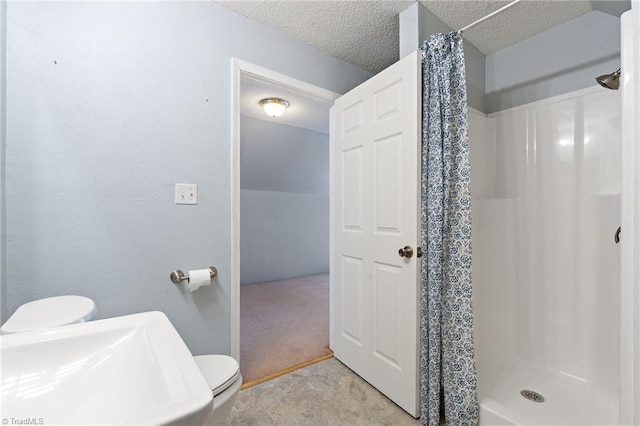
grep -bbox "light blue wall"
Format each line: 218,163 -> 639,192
592,0 -> 631,17
4,1 -> 371,356
240,117 -> 329,285
400,5 -> 626,115
486,11 -> 621,113
240,190 -> 329,285
241,117 -> 328,195
399,2 -> 487,112
1,0 -> 6,320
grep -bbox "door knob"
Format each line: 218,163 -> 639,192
398,246 -> 413,258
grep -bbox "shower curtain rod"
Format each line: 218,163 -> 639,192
459,0 -> 524,33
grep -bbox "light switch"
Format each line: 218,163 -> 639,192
175,183 -> 198,205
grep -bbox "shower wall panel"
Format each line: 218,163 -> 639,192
472,88 -> 621,423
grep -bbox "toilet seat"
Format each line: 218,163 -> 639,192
0,295 -> 97,334
194,355 -> 240,396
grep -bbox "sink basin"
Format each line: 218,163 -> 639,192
0,311 -> 213,425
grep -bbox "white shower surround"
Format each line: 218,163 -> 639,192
470,84 -> 622,425
619,6 -> 640,424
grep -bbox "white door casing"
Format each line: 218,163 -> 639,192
230,58 -> 339,361
330,50 -> 421,417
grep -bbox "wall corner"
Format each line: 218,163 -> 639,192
399,2 -> 486,113
399,3 -> 420,60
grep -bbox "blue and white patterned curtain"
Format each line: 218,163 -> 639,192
419,32 -> 478,426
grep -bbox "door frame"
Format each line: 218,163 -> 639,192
230,58 -> 340,360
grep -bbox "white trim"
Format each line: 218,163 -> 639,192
230,58 -> 340,360
230,59 -> 241,361
233,59 -> 340,106
487,85 -> 603,118
329,99 -> 336,353
620,7 -> 640,424
633,5 -> 640,422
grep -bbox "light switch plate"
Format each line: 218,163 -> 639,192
175,183 -> 198,205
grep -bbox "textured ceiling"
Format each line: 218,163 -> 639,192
219,1 -> 411,73
216,0 -> 601,73
228,0 -> 628,129
241,77 -> 330,134
422,0 -> 593,54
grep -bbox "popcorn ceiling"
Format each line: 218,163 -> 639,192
218,1 -> 593,73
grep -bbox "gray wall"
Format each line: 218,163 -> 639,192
399,2 -> 487,113
486,11 -> 621,113
4,1 -> 371,356
240,117 -> 329,285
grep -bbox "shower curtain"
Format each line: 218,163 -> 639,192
419,32 -> 478,426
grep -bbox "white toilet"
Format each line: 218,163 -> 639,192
0,295 -> 97,334
194,354 -> 242,425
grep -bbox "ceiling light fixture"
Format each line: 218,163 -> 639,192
259,98 -> 289,118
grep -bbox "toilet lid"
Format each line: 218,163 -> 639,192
194,355 -> 240,396
0,295 -> 97,334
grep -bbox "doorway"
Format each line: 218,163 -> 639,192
230,60 -> 340,386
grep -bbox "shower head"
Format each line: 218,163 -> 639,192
596,68 -> 621,90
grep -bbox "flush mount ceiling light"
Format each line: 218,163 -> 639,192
259,98 -> 289,118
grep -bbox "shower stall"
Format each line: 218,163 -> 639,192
471,86 -> 620,425
470,9 -> 638,425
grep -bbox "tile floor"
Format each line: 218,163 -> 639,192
224,358 -> 421,425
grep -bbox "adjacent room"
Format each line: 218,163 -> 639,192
238,76 -> 332,385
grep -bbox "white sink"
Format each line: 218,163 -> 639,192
0,311 -> 213,425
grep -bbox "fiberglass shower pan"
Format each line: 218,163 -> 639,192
470,85 -> 621,426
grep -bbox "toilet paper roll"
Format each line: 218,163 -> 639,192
187,269 -> 211,292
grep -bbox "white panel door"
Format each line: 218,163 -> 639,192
330,51 -> 421,417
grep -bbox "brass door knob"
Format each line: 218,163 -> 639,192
398,246 -> 413,258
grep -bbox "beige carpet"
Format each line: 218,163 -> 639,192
240,273 -> 331,384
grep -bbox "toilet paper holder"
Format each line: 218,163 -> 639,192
170,266 -> 218,284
